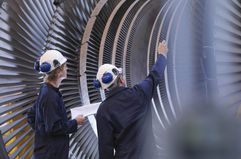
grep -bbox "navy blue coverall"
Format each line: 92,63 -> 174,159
96,54 -> 167,159
27,83 -> 77,159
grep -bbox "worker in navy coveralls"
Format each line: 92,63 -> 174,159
94,41 -> 168,159
27,50 -> 85,159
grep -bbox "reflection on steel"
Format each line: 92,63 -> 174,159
0,131 -> 9,159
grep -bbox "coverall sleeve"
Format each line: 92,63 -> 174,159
137,54 -> 167,100
43,96 -> 77,136
96,114 -> 114,159
27,102 -> 36,130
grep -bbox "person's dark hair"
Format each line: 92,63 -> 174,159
44,64 -> 65,82
107,75 -> 122,91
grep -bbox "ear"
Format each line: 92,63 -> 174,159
102,72 -> 113,84
93,79 -> 101,88
119,76 -> 125,85
34,60 -> 40,72
40,62 -> 51,73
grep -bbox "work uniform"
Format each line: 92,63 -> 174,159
27,83 -> 77,159
96,54 -> 167,159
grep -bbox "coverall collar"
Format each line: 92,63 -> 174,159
106,86 -> 127,99
44,83 -> 62,97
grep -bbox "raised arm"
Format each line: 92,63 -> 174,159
136,40 -> 168,100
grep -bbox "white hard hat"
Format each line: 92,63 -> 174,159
34,50 -> 67,73
93,64 -> 122,89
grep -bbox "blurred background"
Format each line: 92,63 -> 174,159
0,0 -> 241,158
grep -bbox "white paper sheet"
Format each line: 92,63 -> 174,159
88,115 -> 98,136
70,102 -> 101,119
71,103 -> 101,137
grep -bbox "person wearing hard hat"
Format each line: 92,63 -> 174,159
94,41 -> 168,159
27,50 -> 85,159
